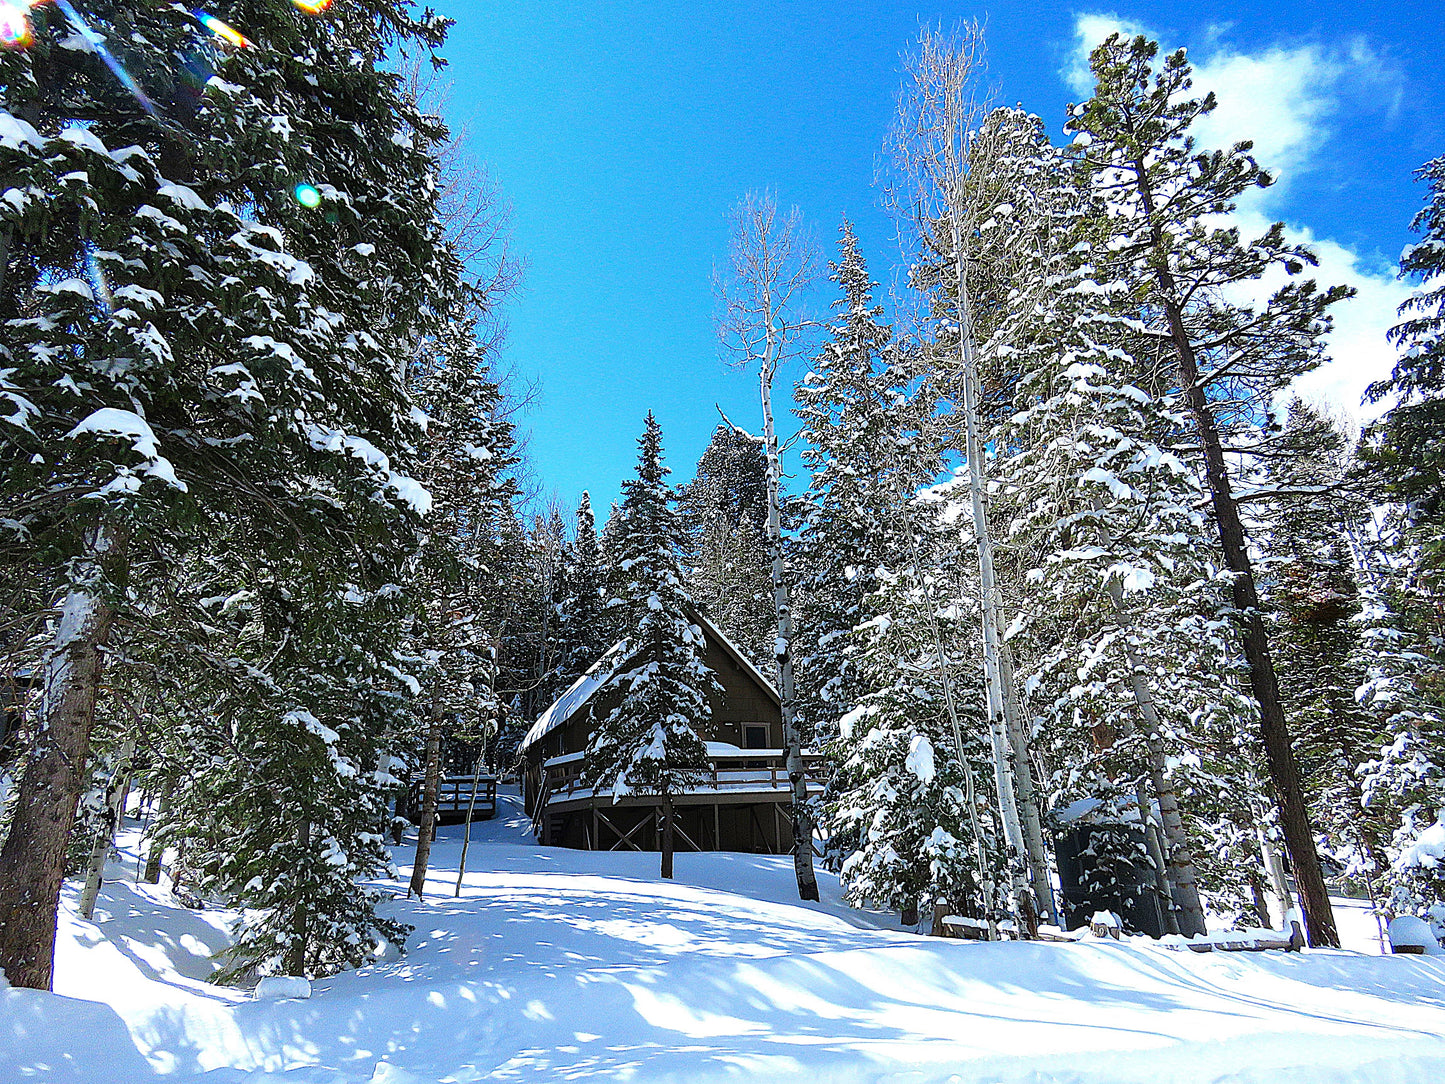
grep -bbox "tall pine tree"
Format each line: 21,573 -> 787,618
584,415 -> 720,879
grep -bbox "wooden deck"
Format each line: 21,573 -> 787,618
404,773 -> 498,825
527,750 -> 827,855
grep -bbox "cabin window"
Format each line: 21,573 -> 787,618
744,724 -> 768,750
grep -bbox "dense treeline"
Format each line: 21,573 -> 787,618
2,11 -> 1441,995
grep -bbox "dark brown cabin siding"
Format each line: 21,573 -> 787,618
532,633 -> 781,764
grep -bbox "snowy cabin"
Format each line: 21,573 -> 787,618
519,610 -> 825,855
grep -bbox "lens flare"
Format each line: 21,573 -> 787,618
290,0 -> 332,13
54,0 -> 157,116
194,10 -> 252,48
293,183 -> 322,208
0,2 -> 33,49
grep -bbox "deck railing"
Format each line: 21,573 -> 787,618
536,750 -> 827,808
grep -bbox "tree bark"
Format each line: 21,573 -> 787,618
1135,779 -> 1181,936
0,537 -> 120,990
949,219 -> 1030,915
1105,582 -> 1208,937
999,645 -> 1057,925
661,791 -> 675,880
284,819 -> 311,976
408,708 -> 443,900
454,755 -> 484,898
142,790 -> 169,884
1128,153 -> 1339,948
759,358 -> 818,901
79,736 -> 136,921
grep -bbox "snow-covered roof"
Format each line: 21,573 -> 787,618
516,610 -> 779,757
518,639 -> 630,755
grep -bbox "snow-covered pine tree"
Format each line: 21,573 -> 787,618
1,0 -> 482,985
1368,146 -> 1445,577
1259,401 -> 1388,905
1068,33 -> 1353,946
677,424 -> 774,668
558,492 -> 609,680
404,315 -> 517,900
1356,563 -> 1445,938
584,414 -> 720,879
825,497 -> 1003,926
792,221 -> 938,749
947,104 -> 1217,936
1356,148 -> 1445,940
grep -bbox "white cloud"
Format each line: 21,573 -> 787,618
1226,209 -> 1410,422
1064,13 -> 1152,97
1063,13 -> 1410,425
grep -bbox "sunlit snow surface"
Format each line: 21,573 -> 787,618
5,788 -> 1445,1083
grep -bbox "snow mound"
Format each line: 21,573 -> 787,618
254,976 -> 313,999
1390,915 -> 1444,955
9,788 -> 1445,1084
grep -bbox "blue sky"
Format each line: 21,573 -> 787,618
434,1 -> 1445,518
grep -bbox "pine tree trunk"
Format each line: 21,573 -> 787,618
79,737 -> 136,921
661,791 -> 675,880
949,221 -> 1030,910
408,708 -> 443,900
0,534 -> 121,990
1248,870 -> 1272,928
1131,156 -> 1339,949
142,790 -> 169,884
759,360 -> 818,901
285,819 -> 311,976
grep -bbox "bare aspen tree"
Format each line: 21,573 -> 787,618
716,193 -> 820,902
885,26 -> 1053,924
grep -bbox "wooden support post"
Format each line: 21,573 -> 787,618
714,804 -> 721,852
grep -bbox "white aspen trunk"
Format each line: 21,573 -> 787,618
79,736 -> 136,921
1257,819 -> 1291,925
918,550 -> 999,938
949,220 -> 1028,890
1105,581 -> 1208,937
1134,778 -> 1181,936
759,347 -> 819,902
998,644 -> 1057,926
455,754 -> 484,898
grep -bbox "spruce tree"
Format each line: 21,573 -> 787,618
1067,33 -> 1353,946
558,491 -> 608,679
677,425 -> 773,668
0,0 -> 475,985
825,504 -> 1003,925
584,414 -> 720,879
1367,147 -> 1445,567
1356,151 -> 1445,935
1262,402 -> 1387,903
793,222 -> 938,746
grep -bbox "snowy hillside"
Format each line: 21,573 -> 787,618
1,787 -> 1442,1084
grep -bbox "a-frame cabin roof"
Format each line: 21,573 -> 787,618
517,609 -> 778,757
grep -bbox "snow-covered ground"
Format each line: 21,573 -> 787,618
4,788 -> 1445,1083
